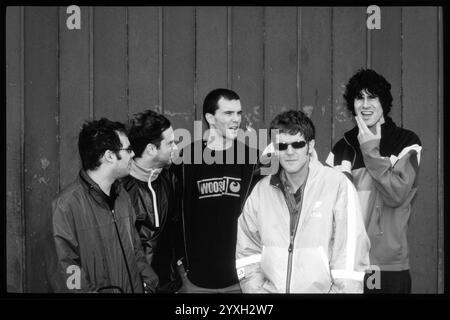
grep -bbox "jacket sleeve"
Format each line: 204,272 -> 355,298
329,177 -> 371,293
170,163 -> 187,267
129,206 -> 159,293
52,200 -> 96,293
236,187 -> 274,293
359,139 -> 421,208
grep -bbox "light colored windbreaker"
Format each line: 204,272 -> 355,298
236,159 -> 370,293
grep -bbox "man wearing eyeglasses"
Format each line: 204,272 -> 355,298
235,110 -> 370,293
122,110 -> 182,293
52,118 -> 159,293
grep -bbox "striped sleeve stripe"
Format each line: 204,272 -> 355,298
236,254 -> 262,269
331,269 -> 365,281
389,144 -> 422,167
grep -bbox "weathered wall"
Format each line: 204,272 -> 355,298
6,6 -> 443,293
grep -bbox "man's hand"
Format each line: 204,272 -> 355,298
355,115 -> 381,145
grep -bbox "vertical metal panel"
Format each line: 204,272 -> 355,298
162,7 -> 195,133
402,7 -> 438,293
196,7 -> 228,121
6,6 -> 25,293
231,7 -> 264,132
128,7 -> 160,117
24,7 -> 60,292
93,7 -> 128,121
59,6 -> 91,189
437,6 -> 443,294
301,7 -> 332,162
264,7 -> 298,126
371,7 -> 402,126
331,7 -> 366,145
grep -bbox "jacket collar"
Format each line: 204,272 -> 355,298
130,159 -> 162,183
79,169 -> 122,208
269,158 -> 319,190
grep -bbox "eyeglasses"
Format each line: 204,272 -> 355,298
118,146 -> 133,154
274,140 -> 307,151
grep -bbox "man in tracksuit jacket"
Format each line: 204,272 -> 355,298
326,69 -> 422,293
52,118 -> 159,293
122,110 -> 182,293
236,110 -> 370,293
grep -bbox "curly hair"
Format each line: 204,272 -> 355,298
269,110 -> 315,142
127,110 -> 171,158
78,118 -> 126,171
343,68 -> 393,116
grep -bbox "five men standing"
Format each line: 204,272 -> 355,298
51,69 -> 421,294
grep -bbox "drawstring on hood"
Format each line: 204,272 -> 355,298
130,159 -> 162,227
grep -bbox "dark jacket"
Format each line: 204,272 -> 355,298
52,170 -> 159,293
122,169 -> 182,293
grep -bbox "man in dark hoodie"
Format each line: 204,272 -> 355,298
122,110 -> 182,293
326,69 -> 422,293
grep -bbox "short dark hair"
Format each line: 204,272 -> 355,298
127,110 -> 171,158
202,88 -> 240,121
269,110 -> 315,142
78,118 -> 126,171
343,68 -> 393,116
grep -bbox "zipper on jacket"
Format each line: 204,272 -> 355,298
181,164 -> 190,271
286,233 -> 295,293
283,184 -> 304,294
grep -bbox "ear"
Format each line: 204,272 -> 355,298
103,150 -> 117,164
145,143 -> 157,156
205,113 -> 215,128
308,139 -> 315,154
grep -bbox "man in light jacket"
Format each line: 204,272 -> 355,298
236,110 -> 370,293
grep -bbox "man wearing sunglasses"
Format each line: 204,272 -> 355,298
236,110 -> 370,293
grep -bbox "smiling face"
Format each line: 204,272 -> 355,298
206,97 -> 242,142
354,89 -> 384,128
275,132 -> 314,175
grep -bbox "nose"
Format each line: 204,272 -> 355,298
286,144 -> 294,154
363,97 -> 368,108
130,150 -> 135,158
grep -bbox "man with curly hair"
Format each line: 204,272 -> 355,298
326,69 -> 422,293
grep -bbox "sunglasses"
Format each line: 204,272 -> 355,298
274,140 -> 307,151
119,146 -> 134,154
